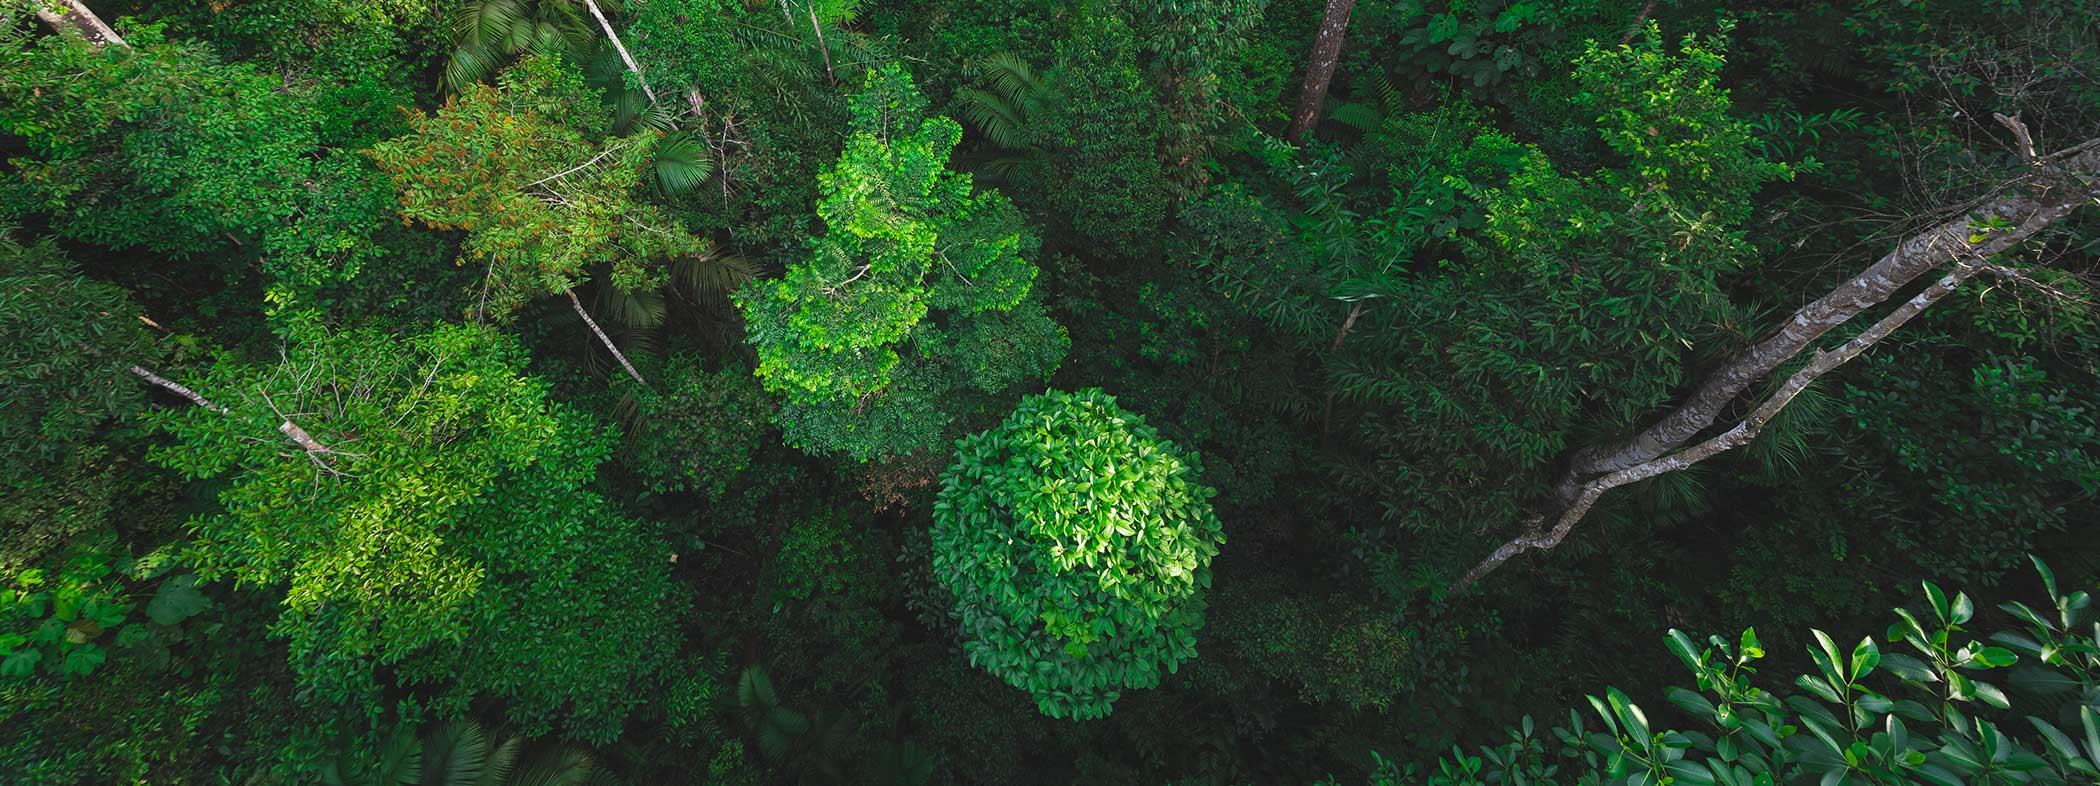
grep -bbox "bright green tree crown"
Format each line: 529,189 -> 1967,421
931,388 -> 1225,719
741,63 -> 1037,402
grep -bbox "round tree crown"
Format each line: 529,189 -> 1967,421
931,388 -> 1225,719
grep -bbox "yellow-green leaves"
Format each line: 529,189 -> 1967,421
145,325 -> 682,741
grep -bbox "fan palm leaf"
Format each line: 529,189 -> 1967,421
651,132 -> 716,196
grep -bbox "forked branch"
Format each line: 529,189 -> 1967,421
1452,134 -> 2100,593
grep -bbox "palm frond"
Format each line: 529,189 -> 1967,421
421,721 -> 488,786
678,253 -> 758,295
979,52 -> 1048,115
955,87 -> 1031,150
971,153 -> 1041,185
651,132 -> 716,196
956,53 -> 1051,152
509,747 -> 593,786
443,45 -> 508,93
475,737 -> 522,786
595,286 -> 667,331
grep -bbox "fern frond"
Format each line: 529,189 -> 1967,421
1328,102 -> 1385,134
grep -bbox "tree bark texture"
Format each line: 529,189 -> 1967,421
1453,134 -> 2100,593
584,0 -> 659,105
1285,0 -> 1356,143
33,0 -> 127,48
567,288 -> 651,387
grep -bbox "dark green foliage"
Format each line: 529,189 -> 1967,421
1189,30 -> 1798,540
619,356 -> 776,498
0,235 -> 150,491
0,22 -> 445,322
1035,16 -> 1170,257
7,1 -> 2100,783
624,0 -> 867,245
1359,561 -> 2100,786
1209,576 -> 1413,712
932,388 -> 1226,719
1835,353 -> 2100,585
322,717 -> 610,786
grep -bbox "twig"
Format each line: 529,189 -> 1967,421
525,139 -> 633,189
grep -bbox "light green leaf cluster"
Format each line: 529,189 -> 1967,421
146,324 -> 681,741
931,388 -> 1224,719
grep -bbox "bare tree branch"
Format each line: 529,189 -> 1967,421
1996,113 -> 2040,163
567,288 -> 650,388
1561,141 -> 2100,494
1455,258 -> 1989,592
32,0 -> 127,48
583,0 -> 658,105
1453,137 -> 2100,593
807,3 -> 836,85
130,365 -> 225,413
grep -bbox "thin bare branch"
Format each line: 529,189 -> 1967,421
583,0 -> 658,105
567,288 -> 650,388
130,365 -> 226,413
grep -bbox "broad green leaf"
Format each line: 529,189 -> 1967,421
146,574 -> 211,626
1850,637 -> 1880,681
0,649 -> 40,678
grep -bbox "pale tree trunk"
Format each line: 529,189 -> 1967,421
1286,0 -> 1357,143
566,288 -> 650,388
807,4 -> 835,85
33,0 -> 127,48
583,0 -> 659,105
1451,128 -> 2100,594
130,365 -> 224,413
